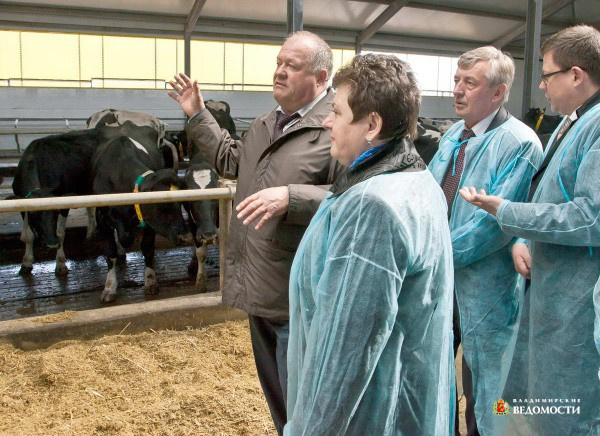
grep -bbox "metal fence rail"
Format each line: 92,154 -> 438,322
0,185 -> 236,293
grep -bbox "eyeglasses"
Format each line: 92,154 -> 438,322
540,67 -> 571,84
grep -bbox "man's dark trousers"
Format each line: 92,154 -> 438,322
454,295 -> 480,436
248,315 -> 289,435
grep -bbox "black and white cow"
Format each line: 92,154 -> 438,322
87,109 -> 179,168
91,135 -> 192,302
522,107 -> 562,149
165,99 -> 239,160
414,119 -> 442,165
182,155 -> 219,291
11,129 -> 102,275
11,124 -> 163,276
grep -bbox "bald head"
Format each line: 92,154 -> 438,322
273,31 -> 331,114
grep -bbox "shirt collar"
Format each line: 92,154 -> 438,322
276,89 -> 328,118
469,107 -> 500,137
575,88 -> 600,119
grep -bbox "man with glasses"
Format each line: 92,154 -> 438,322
459,25 -> 600,434
428,46 -> 542,435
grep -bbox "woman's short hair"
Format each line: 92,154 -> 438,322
332,54 -> 420,139
457,46 -> 515,103
541,25 -> 600,86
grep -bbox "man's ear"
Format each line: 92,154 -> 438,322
571,66 -> 586,87
316,69 -> 328,87
365,112 -> 383,142
492,83 -> 508,103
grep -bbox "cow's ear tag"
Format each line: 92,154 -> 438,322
170,185 -> 179,191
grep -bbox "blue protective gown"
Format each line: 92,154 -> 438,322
284,170 -> 455,435
496,103 -> 600,434
428,116 -> 543,434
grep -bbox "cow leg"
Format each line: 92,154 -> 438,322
195,242 -> 208,292
141,227 -> 158,295
101,257 -> 118,303
100,230 -> 119,303
19,212 -> 35,275
114,229 -> 127,266
54,212 -> 69,276
187,218 -> 199,276
85,207 -> 96,241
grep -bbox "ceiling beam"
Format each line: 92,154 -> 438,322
357,0 -> 410,45
184,0 -> 207,36
350,0 -> 571,26
492,0 -> 577,48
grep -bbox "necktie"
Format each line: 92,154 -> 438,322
555,116 -> 573,141
273,111 -> 300,141
441,128 -> 475,214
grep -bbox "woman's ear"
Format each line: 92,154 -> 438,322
365,112 -> 383,142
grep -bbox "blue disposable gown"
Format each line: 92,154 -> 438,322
496,103 -> 600,434
428,116 -> 543,434
284,171 -> 455,435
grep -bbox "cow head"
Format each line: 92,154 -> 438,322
137,169 -> 193,246
96,205 -> 138,249
183,161 -> 219,244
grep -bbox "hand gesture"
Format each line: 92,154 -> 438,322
458,186 -> 505,216
167,73 -> 205,117
236,187 -> 290,230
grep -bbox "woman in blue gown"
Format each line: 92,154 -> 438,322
284,54 -> 455,435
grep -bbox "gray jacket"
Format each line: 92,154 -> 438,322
186,88 -> 343,320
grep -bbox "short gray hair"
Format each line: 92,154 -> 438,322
285,30 -> 333,79
458,46 -> 515,103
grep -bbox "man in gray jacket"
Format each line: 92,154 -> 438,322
168,31 -> 342,434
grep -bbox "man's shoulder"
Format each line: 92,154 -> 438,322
496,117 -> 542,148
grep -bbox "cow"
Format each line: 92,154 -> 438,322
165,99 -> 238,160
12,129 -> 103,275
522,107 -> 562,149
91,135 -> 192,302
86,109 -> 179,168
414,118 -> 442,165
182,154 -> 219,291
11,124 -> 163,276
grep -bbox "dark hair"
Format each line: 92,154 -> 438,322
332,54 -> 420,139
541,25 -> 600,85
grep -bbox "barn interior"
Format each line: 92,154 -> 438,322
1,0 -> 598,319
1,1 -> 599,434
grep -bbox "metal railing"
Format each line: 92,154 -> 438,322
0,185 -> 236,294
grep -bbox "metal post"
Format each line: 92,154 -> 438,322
184,34 -> 191,78
287,0 -> 303,34
522,0 -> 543,118
218,195 -> 232,295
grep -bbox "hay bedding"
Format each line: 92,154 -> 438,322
0,320 -> 275,435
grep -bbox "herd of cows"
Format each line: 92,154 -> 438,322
6,102 -> 558,303
8,103 -> 233,302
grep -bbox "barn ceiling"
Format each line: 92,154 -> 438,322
0,0 -> 599,56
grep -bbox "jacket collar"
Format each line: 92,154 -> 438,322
485,106 -> 511,133
330,137 -> 425,197
261,88 -> 334,143
576,88 -> 600,118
